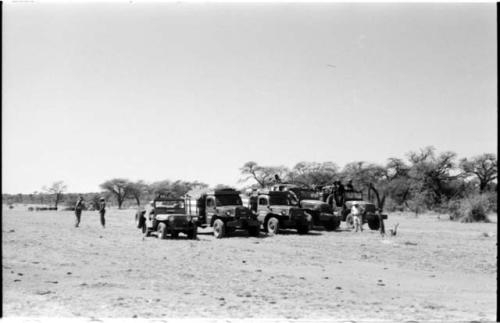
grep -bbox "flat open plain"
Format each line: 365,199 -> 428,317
2,206 -> 497,321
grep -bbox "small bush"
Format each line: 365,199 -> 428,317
447,195 -> 491,223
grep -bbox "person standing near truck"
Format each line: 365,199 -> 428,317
74,196 -> 84,227
351,202 -> 363,232
98,197 -> 106,228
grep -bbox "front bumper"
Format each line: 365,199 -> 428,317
225,218 -> 260,229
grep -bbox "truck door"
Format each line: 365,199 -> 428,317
257,196 -> 269,222
206,196 -> 216,225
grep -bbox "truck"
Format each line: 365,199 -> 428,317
248,190 -> 312,235
196,188 -> 260,238
138,194 -> 198,239
340,190 -> 387,230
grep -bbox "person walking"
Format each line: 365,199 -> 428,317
98,197 -> 106,228
74,196 -> 84,227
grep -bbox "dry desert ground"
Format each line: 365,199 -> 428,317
2,206 -> 497,321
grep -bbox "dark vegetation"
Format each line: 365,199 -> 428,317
3,147 -> 496,222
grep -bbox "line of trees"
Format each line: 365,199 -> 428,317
2,147 -> 496,219
239,147 -> 497,216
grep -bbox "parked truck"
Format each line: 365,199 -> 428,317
248,190 -> 312,235
196,188 -> 260,238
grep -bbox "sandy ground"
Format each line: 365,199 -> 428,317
2,206 -> 497,321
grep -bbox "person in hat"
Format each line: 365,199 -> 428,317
74,196 -> 85,227
98,197 -> 106,228
351,202 -> 363,232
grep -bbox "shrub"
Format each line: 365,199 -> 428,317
448,194 -> 491,223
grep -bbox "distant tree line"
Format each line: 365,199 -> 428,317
2,180 -> 209,210
2,147 -> 496,220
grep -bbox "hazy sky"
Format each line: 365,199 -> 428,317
2,3 -> 497,194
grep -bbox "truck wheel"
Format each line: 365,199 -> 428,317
297,224 -> 309,235
248,225 -> 260,237
345,214 -> 354,230
265,217 -> 279,235
188,227 -> 198,240
367,217 -> 380,230
213,219 -> 225,239
157,223 -> 167,239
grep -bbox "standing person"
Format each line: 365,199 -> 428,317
74,196 -> 84,227
351,203 -> 363,232
337,181 -> 345,206
98,197 -> 106,228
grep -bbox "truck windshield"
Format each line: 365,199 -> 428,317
155,200 -> 185,209
215,195 -> 242,206
269,195 -> 290,205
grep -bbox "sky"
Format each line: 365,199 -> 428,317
2,2 -> 497,194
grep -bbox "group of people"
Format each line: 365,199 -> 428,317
74,196 -> 107,228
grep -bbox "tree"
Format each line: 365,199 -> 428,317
100,178 -> 132,209
239,161 -> 289,188
42,181 -> 67,209
406,146 -> 462,207
290,161 -> 339,187
127,180 -> 149,206
459,153 -> 497,193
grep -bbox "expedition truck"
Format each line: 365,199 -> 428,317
248,190 -> 312,235
137,194 -> 198,239
196,188 -> 260,238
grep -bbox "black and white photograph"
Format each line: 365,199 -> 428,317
2,1 -> 497,321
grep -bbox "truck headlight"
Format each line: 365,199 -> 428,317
226,211 -> 231,216
281,210 -> 287,215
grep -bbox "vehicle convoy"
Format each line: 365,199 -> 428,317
196,188 -> 260,238
137,194 -> 198,239
270,183 -> 387,231
248,190 -> 312,235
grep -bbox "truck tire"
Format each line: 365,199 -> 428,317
213,219 -> 225,239
138,214 -> 147,229
367,217 -> 380,230
157,222 -> 167,240
345,214 -> 354,230
265,216 -> 279,235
